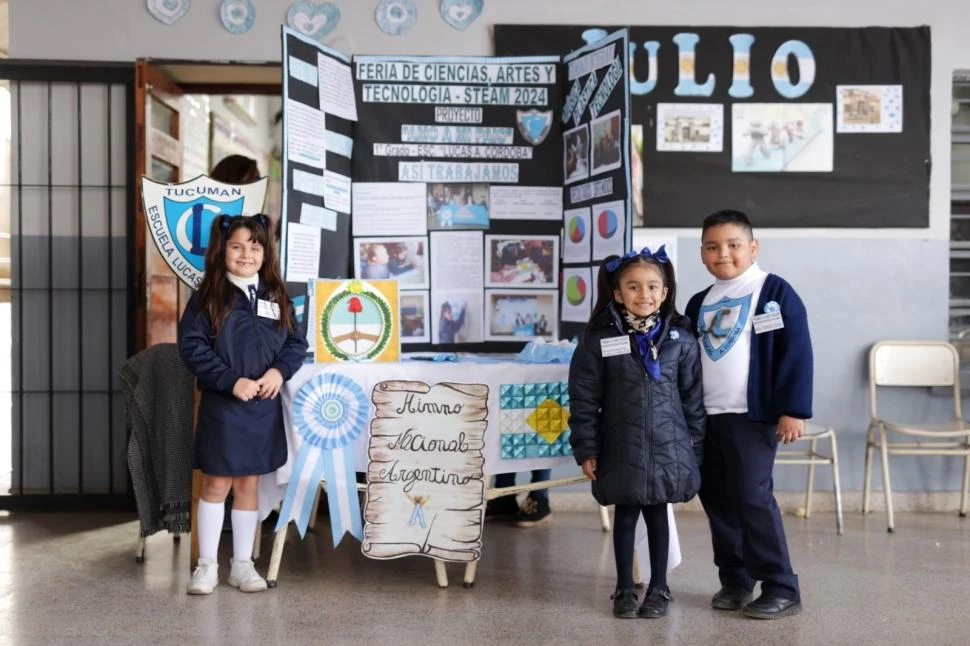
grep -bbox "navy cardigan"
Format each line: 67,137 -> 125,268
685,273 -> 813,423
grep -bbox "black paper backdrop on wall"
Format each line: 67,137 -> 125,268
495,25 -> 931,228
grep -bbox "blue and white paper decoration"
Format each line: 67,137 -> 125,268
287,1 -> 341,41
376,0 -> 417,36
439,0 -> 482,31
219,0 -> 255,34
147,0 -> 190,25
277,373 -> 368,543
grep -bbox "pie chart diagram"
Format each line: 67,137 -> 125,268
597,208 -> 618,238
565,275 -> 587,306
568,216 -> 586,243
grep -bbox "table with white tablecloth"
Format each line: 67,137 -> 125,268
259,359 -> 681,587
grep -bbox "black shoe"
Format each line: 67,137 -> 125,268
711,586 -> 754,611
484,495 -> 519,522
513,497 -> 551,527
637,586 -> 672,618
743,594 -> 802,619
611,589 -> 639,618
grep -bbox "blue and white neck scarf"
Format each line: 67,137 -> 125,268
622,309 -> 663,381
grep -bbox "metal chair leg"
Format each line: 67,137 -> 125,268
804,436 -> 818,518
862,424 -> 875,515
878,424 -> 895,532
252,520 -> 262,560
960,451 -> 970,518
266,524 -> 288,588
135,535 -> 146,563
829,430 -> 844,535
599,505 -> 611,532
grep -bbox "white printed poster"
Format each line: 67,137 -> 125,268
590,199 -> 626,260
562,206 -> 591,263
561,267 -> 593,323
352,182 -> 428,236
489,186 -> 562,221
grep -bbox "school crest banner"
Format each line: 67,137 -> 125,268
141,175 -> 268,288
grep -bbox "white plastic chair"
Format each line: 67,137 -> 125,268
863,341 -> 970,532
774,422 -> 844,534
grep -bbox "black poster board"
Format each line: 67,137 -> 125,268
559,30 -> 632,343
279,28 -> 634,352
280,29 -> 356,306
495,25 -> 931,229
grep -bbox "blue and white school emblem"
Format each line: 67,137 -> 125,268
764,300 -> 781,314
141,175 -> 268,288
516,109 -> 554,145
698,295 -> 752,361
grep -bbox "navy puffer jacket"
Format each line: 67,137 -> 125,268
568,304 -> 706,507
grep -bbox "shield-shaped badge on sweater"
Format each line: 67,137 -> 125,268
141,175 -> 267,289
517,109 -> 553,145
698,295 -> 752,361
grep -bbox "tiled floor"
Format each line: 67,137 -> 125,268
0,508 -> 968,645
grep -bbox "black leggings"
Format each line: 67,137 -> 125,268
613,503 -> 669,591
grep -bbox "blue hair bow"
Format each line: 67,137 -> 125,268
604,245 -> 669,273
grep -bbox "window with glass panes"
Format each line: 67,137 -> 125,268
950,74 -> 970,338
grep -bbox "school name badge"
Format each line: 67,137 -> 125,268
140,175 -> 268,288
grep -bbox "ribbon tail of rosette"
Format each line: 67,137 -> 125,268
275,441 -> 325,539
322,446 -> 363,547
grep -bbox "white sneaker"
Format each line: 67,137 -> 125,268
187,558 -> 218,595
228,559 -> 267,592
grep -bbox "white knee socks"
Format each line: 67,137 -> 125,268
231,509 -> 258,562
197,499 -> 225,562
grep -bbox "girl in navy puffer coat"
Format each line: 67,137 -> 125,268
568,247 -> 705,619
179,214 -> 308,596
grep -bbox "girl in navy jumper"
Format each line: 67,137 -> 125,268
569,248 -> 705,619
179,214 -> 308,595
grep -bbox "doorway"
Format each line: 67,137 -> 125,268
0,58 -> 281,509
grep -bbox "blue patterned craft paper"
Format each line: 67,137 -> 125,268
376,0 -> 417,36
147,0 -> 191,25
219,0 -> 255,35
287,1 -> 341,41
439,0 -> 482,31
498,382 -> 573,460
277,373 -> 368,542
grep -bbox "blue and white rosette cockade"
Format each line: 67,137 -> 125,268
276,373 -> 368,545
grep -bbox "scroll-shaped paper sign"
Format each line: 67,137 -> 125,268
363,381 -> 487,562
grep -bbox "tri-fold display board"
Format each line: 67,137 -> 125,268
279,27 -> 633,351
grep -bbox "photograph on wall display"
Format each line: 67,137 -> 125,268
485,289 -> 558,342
427,183 -> 490,230
731,103 -> 833,172
836,85 -> 903,133
590,109 -> 622,174
400,291 -> 430,343
563,123 -> 590,184
630,124 -> 644,227
431,290 -> 484,344
354,236 -> 429,289
656,103 -> 724,152
485,235 -> 559,289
